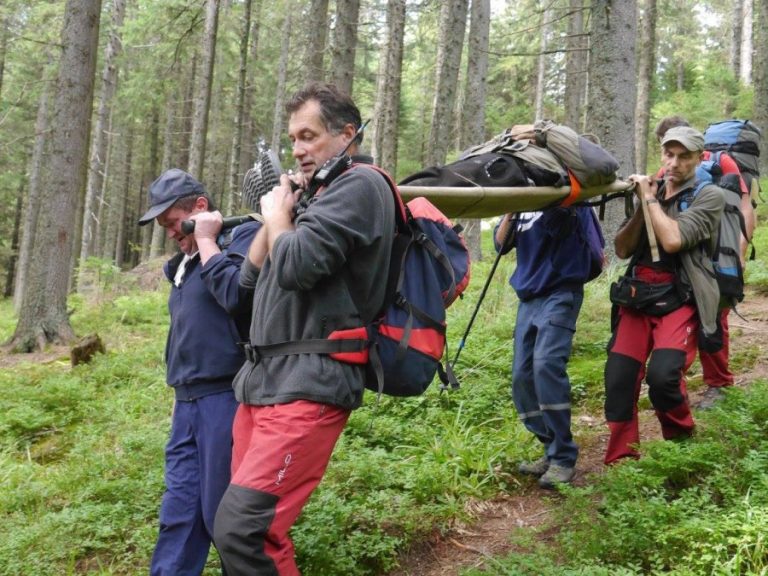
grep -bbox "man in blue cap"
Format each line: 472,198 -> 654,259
138,168 -> 260,576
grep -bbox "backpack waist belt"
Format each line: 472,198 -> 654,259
241,337 -> 369,366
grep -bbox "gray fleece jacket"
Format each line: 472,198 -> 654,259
234,164 -> 395,410
657,176 -> 725,336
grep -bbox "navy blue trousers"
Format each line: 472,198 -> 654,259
512,288 -> 582,468
150,390 -> 238,576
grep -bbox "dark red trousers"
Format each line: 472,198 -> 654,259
214,400 -> 350,575
604,297 -> 698,464
700,308 -> 734,387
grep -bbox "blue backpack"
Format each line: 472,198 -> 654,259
331,165 -> 471,396
679,158 -> 747,308
704,119 -> 762,195
254,163 -> 471,397
703,119 -> 761,174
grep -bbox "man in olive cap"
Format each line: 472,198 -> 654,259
139,168 -> 260,576
604,126 -> 725,464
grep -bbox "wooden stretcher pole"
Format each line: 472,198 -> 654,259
635,179 -> 660,262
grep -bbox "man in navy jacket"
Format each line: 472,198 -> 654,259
494,206 -> 601,489
138,169 -> 260,576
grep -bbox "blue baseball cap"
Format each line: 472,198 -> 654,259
138,168 -> 205,225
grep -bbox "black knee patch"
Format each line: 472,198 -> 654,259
214,485 -> 280,576
646,348 -> 687,411
604,353 -> 642,421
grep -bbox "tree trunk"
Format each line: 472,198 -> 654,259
371,0 -> 406,176
0,16 -> 7,98
11,0 -> 102,352
457,0 -> 489,262
426,0 -> 469,167
100,127 -> 121,262
150,87 -> 182,258
330,0 -> 360,95
94,111 -> 114,259
78,0 -> 126,288
140,106 -> 160,260
177,54 -> 197,171
114,120 -> 134,268
634,0 -> 656,175
239,0 -> 264,209
271,7 -> 293,153
13,66 -> 52,312
305,0 -> 329,82
226,0 -> 253,215
730,0 -> 744,80
534,4 -> 551,120
754,0 -> 768,177
741,0 -> 753,84
565,0 -> 587,130
188,0 -> 219,180
4,182 -> 24,298
585,0 -> 637,259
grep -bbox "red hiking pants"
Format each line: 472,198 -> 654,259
700,308 -> 734,387
604,300 -> 698,465
214,400 -> 350,575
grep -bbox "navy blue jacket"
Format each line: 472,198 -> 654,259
163,220 -> 261,400
494,207 -> 594,301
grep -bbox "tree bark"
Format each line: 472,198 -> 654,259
100,126 -> 120,263
271,7 -> 293,153
4,182 -> 24,298
330,0 -> 361,96
11,0 -> 102,352
371,0 -> 406,176
78,0 -> 126,287
754,0 -> 768,177
457,0 -> 490,262
586,0 -> 637,259
114,120 -> 134,268
177,54 -> 197,171
94,111 -> 114,259
140,106 -> 161,260
534,4 -> 551,120
150,90 -> 181,259
188,0 -> 220,180
13,66 -> 52,312
741,0 -> 753,84
0,16 -> 7,99
730,0 -> 744,80
305,0 -> 329,82
239,0 -> 264,210
426,0 -> 469,167
634,0 -> 656,175
565,0 -> 587,130
226,0 -> 253,215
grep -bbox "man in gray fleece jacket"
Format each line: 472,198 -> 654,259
214,82 -> 395,575
604,126 -> 724,464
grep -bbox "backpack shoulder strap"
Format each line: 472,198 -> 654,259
349,162 -> 409,231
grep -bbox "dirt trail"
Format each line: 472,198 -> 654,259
389,291 -> 768,576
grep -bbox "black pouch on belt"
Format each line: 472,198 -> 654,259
609,276 -> 688,317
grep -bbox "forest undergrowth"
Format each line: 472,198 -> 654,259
0,203 -> 767,575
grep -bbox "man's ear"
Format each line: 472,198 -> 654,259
194,196 -> 209,212
341,123 -> 357,144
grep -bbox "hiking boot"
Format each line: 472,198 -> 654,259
696,386 -> 726,410
518,456 -> 549,477
538,464 -> 575,490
